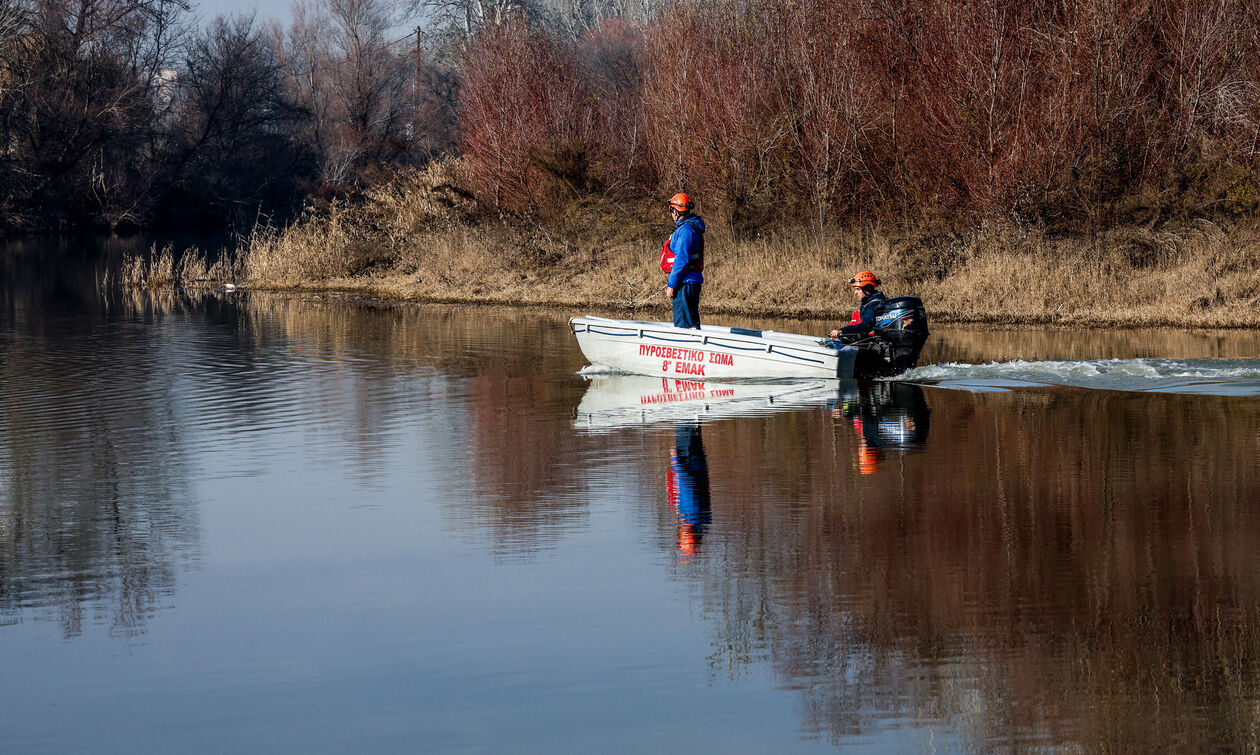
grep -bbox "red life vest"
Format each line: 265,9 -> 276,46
659,219 -> 705,274
849,310 -> 861,325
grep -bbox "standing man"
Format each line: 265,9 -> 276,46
662,192 -> 705,329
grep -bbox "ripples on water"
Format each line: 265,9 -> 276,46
3,239 -> 1260,751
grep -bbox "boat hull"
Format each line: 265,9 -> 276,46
571,316 -> 859,380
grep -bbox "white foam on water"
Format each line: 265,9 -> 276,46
898,358 -> 1260,396
577,364 -> 624,376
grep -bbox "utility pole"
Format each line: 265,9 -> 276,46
414,26 -> 421,116
405,25 -> 421,144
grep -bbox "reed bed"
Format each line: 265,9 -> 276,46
122,164 -> 1260,329
122,243 -> 242,289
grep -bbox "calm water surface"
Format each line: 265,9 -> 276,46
3,238 -> 1260,752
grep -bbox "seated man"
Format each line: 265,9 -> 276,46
829,270 -> 886,342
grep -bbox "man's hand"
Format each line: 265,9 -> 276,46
829,329 -> 840,338
665,286 -> 675,299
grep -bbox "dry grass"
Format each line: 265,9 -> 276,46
120,162 -> 1260,329
122,243 -> 242,289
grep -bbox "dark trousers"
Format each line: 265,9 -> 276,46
673,283 -> 702,329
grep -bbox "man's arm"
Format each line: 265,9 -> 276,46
839,301 -> 878,335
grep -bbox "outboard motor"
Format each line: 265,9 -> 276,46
870,296 -> 930,372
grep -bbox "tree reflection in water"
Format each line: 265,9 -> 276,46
0,242 -> 201,638
680,385 -> 1260,750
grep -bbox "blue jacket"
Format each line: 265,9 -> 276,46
667,216 -> 705,290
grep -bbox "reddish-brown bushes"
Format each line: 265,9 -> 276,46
455,0 -> 1260,231
457,18 -> 651,213
643,2 -> 790,232
458,23 -> 586,211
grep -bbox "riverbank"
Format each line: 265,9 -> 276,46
122,165 -> 1260,329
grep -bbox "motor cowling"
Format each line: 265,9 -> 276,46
869,296 -> 929,371
873,297 -> 928,333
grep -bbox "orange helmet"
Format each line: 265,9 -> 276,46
667,193 -> 694,213
849,270 -> 880,288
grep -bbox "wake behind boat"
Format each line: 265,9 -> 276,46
570,300 -> 929,381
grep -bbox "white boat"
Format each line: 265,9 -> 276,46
574,374 -> 841,430
570,313 -> 932,380
570,316 -> 853,379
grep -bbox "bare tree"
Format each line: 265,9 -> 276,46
411,0 -> 529,40
165,14 -> 310,225
279,0 -> 412,190
548,0 -> 659,38
4,0 -> 190,229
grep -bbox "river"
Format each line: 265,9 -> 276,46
2,237 -> 1260,751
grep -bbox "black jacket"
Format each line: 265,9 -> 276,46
840,291 -> 887,336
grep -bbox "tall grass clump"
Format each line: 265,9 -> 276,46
122,245 -> 177,288
239,159 -> 479,286
119,171 -> 1260,326
122,243 -> 243,289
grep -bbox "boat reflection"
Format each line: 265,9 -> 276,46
577,376 -> 932,562
831,382 -> 931,475
668,424 -> 711,557
574,374 -> 841,430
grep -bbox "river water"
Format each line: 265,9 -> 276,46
3,238 -> 1260,752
